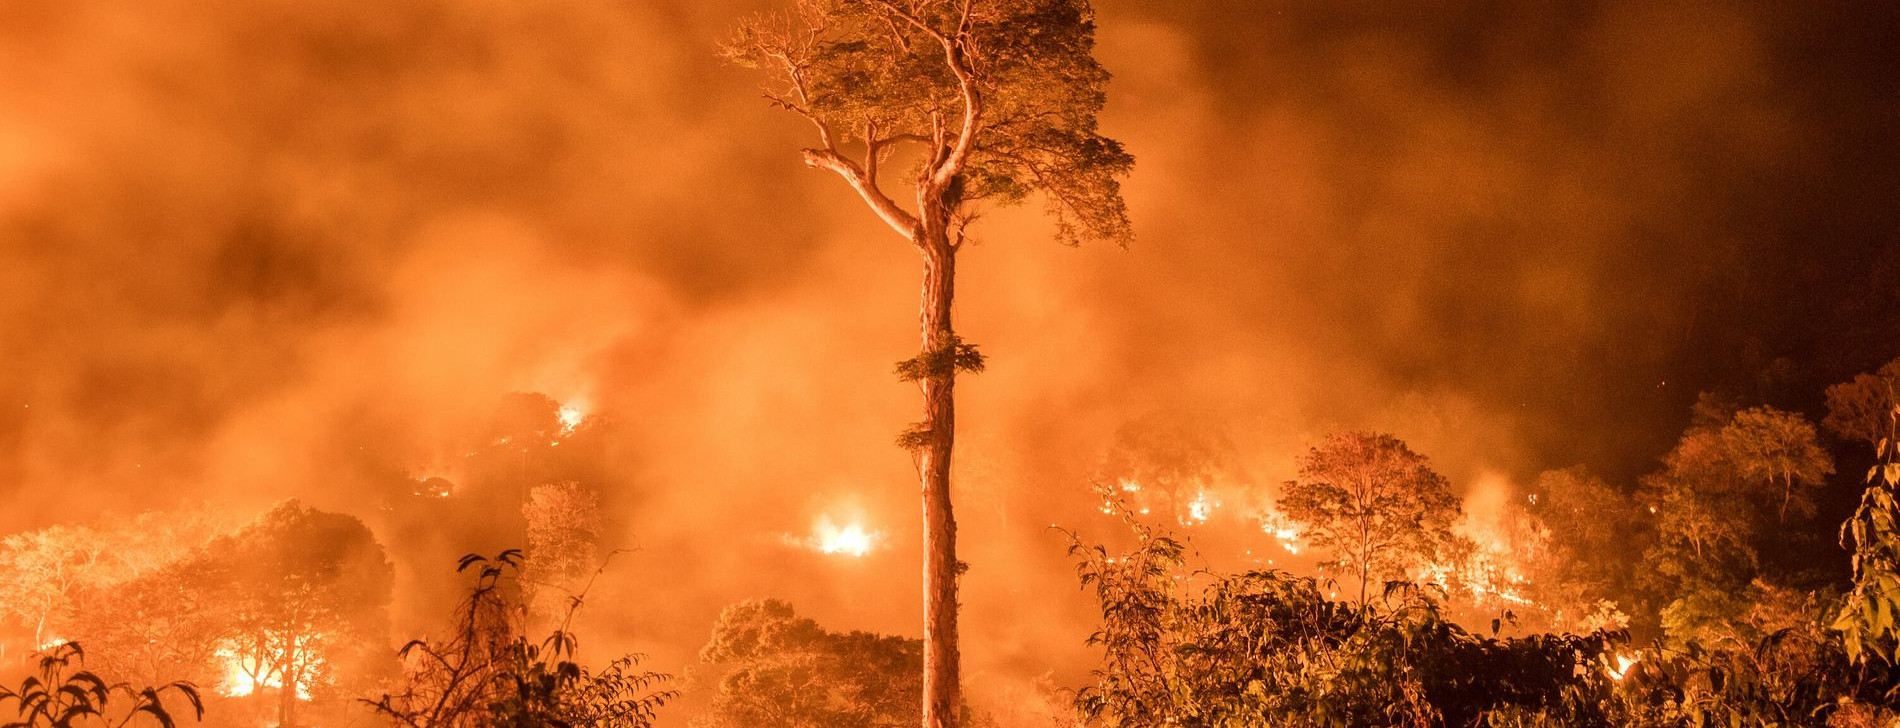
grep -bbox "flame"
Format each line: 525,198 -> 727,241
811,515 -> 875,557
1607,652 -> 1640,681
1185,491 -> 1215,523
557,400 -> 587,435
1257,508 -> 1304,554
216,643 -> 316,700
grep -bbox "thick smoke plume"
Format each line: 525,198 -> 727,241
2,0 -> 1896,718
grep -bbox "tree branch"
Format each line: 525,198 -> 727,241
862,0 -> 983,187
801,148 -> 920,241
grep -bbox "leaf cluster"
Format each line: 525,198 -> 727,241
0,643 -> 202,728
893,335 -> 986,383
1833,403 -> 1900,668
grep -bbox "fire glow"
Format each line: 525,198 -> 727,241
1607,652 -> 1641,681
809,515 -> 876,557
216,645 -> 315,701
557,400 -> 587,435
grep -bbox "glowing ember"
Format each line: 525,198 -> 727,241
811,515 -> 876,557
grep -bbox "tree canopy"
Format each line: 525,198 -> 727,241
1824,357 -> 1900,447
724,0 -> 1133,247
696,599 -> 925,728
1276,432 -> 1463,606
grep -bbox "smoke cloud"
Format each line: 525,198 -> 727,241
2,0 -> 1896,719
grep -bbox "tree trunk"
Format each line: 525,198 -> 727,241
917,214 -> 961,728
1779,468 -> 1793,521
278,667 -> 296,728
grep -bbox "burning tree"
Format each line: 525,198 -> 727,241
197,501 -> 393,728
1066,518 -> 1623,727
0,507 -> 235,662
724,1 -> 1133,725
1523,467 -> 1643,629
1275,432 -> 1463,607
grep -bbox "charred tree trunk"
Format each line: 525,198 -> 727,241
916,201 -> 961,728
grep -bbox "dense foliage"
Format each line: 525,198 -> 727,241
694,599 -> 930,728
1068,517 -> 1624,728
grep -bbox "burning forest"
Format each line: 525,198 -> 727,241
4,0 -> 1900,727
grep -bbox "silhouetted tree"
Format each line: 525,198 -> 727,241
1276,432 -> 1463,607
725,2 -> 1133,724
1093,415 -> 1246,527
197,502 -> 393,728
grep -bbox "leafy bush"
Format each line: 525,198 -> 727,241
1066,521 -> 1624,728
366,551 -> 674,728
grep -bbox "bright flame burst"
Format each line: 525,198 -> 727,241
216,644 -> 316,700
811,515 -> 876,557
1186,491 -> 1215,523
1607,652 -> 1640,681
557,400 -> 587,435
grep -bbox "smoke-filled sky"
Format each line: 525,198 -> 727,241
3,0 -> 1898,716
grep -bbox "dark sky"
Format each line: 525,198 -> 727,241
0,0 -> 1897,718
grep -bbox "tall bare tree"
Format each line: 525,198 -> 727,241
725,2 -> 1132,726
